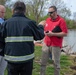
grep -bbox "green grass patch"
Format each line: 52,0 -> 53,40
4,46 -> 74,75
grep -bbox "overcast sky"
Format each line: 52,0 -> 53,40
63,0 -> 76,13
63,0 -> 76,19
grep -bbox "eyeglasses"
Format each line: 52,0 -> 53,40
48,11 -> 55,15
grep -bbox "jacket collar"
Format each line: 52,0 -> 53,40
12,13 -> 26,18
50,15 -> 60,22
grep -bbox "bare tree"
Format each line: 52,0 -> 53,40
5,0 -> 48,23
49,0 -> 66,10
58,8 -> 71,19
5,0 -> 71,22
25,0 -> 48,23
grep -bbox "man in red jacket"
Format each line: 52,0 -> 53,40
40,6 -> 68,75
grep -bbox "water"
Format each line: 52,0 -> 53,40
64,29 -> 76,52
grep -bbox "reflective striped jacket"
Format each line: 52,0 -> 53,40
0,13 -> 44,63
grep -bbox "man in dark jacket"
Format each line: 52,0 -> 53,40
0,5 -> 7,75
0,1 -> 45,75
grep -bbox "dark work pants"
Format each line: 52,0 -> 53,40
7,60 -> 33,75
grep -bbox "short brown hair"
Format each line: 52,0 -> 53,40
13,1 -> 26,13
49,6 -> 57,11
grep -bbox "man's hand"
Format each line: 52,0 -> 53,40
44,31 -> 54,37
44,31 -> 67,37
39,20 -> 46,27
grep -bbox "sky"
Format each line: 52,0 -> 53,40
63,0 -> 75,13
63,0 -> 76,19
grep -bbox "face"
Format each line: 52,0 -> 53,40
48,8 -> 57,19
0,6 -> 6,18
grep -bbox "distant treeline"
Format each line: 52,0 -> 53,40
5,7 -> 76,29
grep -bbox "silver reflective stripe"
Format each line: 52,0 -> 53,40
4,53 -> 34,62
5,36 -> 33,42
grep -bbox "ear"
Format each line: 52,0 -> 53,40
12,9 -> 14,14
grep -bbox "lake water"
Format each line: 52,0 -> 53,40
64,29 -> 76,52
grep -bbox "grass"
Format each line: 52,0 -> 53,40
33,46 -> 76,75
4,46 -> 76,75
